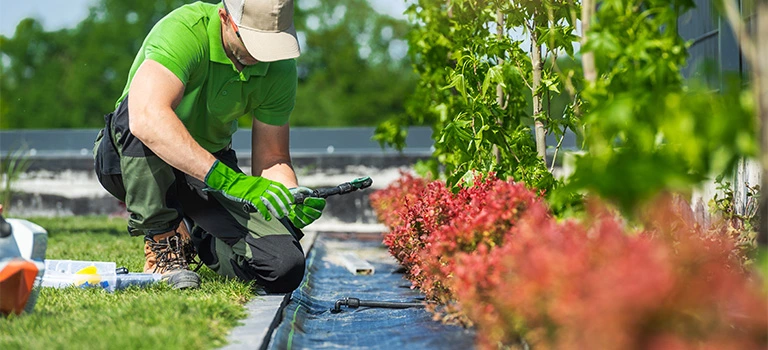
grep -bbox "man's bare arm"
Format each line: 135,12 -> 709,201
128,60 -> 217,181
251,119 -> 298,188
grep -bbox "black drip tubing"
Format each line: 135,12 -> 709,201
330,297 -> 426,314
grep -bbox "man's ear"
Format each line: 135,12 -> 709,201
218,8 -> 229,24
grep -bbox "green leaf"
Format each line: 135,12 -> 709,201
443,71 -> 468,101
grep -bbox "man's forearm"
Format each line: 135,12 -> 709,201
250,120 -> 298,188
253,158 -> 298,188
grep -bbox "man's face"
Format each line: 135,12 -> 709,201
227,35 -> 259,67
221,9 -> 259,67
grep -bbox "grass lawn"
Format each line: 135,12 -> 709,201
0,216 -> 256,350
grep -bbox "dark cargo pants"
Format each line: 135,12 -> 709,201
92,98 -> 305,293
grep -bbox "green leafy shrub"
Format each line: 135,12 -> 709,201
570,0 -> 757,213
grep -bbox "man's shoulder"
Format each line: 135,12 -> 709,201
265,59 -> 297,77
163,2 -> 218,26
146,1 -> 217,53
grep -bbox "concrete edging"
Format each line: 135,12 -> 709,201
220,230 -> 318,350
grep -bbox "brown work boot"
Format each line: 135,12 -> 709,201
144,227 -> 201,290
176,220 -> 201,271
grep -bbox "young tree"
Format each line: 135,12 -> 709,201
376,0 -> 580,192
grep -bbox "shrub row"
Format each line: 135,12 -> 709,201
370,174 -> 767,349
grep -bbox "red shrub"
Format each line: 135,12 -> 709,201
369,172 -> 428,228
373,173 -> 546,304
373,175 -> 767,349
420,177 -> 545,304
452,198 -> 768,349
382,179 -> 461,292
638,193 -> 754,271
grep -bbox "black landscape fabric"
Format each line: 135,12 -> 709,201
268,233 -> 476,349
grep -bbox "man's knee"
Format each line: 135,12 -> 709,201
256,247 -> 306,293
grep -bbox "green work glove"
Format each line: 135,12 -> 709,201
204,160 -> 292,220
288,187 -> 326,229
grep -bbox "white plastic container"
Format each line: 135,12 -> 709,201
42,259 -> 117,292
115,273 -> 162,289
0,218 -> 47,314
5,219 -> 48,262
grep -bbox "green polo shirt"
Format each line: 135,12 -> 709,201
116,2 -> 297,152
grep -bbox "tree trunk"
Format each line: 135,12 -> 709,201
531,18 -> 547,163
495,9 -> 505,164
757,0 -> 768,244
581,0 -> 597,83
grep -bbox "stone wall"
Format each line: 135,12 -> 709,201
4,154 -> 427,225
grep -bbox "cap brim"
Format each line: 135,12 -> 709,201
238,24 -> 300,62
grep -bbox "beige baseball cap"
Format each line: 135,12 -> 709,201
223,0 -> 300,62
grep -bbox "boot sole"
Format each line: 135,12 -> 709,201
162,270 -> 201,290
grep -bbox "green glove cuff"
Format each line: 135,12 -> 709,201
204,160 -> 235,190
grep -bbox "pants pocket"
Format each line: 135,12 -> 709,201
95,113 -> 122,175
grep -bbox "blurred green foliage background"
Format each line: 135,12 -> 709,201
0,0 -> 417,129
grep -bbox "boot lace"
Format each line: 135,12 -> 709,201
181,239 -> 202,272
147,234 -> 189,273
